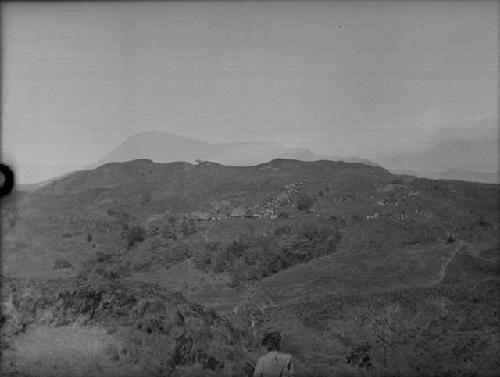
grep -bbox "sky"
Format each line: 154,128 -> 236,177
2,1 -> 498,183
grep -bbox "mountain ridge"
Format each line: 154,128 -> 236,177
94,131 -> 376,168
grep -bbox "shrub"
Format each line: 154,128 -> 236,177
96,252 -> 113,263
144,235 -> 168,251
53,258 -> 73,270
170,364 -> 239,377
206,241 -> 222,253
296,194 -> 314,212
274,223 -> 292,236
78,259 -> 123,281
299,220 -> 334,243
479,215 -> 490,227
164,243 -> 192,265
94,266 -> 120,280
161,224 -> 178,240
125,225 -> 146,249
181,219 -> 197,237
346,343 -> 374,371
277,211 -> 289,219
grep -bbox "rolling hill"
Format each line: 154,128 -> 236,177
2,159 -> 499,376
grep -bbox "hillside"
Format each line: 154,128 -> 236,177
2,159 -> 499,376
1,278 -> 247,377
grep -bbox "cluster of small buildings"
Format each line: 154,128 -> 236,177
363,185 -> 423,221
375,199 -> 398,207
183,182 -> 303,222
259,191 -> 291,219
145,181 -> 308,227
284,182 -> 304,192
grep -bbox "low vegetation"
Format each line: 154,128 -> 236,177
3,159 -> 498,376
192,217 -> 341,286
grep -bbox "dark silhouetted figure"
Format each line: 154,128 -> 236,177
254,331 -> 294,377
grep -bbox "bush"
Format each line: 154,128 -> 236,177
277,211 -> 289,219
170,363 -> 242,377
53,258 -> 73,270
95,266 -> 120,280
96,252 -> 113,263
296,194 -> 314,212
77,258 -> 123,281
164,243 -> 192,265
181,219 -> 197,237
161,224 -> 178,240
274,223 -> 292,236
390,178 -> 403,184
298,220 -> 338,243
196,219 -> 342,286
346,343 -> 374,371
479,215 -> 490,227
125,225 -> 146,249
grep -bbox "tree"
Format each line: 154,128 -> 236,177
181,219 -> 196,237
296,194 -> 314,212
126,225 -> 146,249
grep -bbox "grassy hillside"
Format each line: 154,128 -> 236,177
2,159 -> 498,376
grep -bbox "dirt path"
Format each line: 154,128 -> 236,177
432,240 -> 465,285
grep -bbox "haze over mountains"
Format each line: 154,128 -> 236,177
382,118 -> 499,183
93,119 -> 499,184
14,118 -> 499,190
93,131 -> 374,168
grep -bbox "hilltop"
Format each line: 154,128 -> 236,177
2,159 -> 499,376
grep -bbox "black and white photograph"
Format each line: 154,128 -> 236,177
1,1 -> 499,376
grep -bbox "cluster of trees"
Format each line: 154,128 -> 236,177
115,211 -> 343,284
122,214 -> 199,250
296,193 -> 315,212
76,251 -> 129,281
195,218 -> 342,285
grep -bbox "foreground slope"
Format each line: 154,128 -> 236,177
1,279 -> 246,377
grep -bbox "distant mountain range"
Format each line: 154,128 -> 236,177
17,118 -> 499,190
93,131 -> 375,168
87,118 -> 500,185
383,118 -> 499,184
391,168 -> 499,185
17,132 -> 376,192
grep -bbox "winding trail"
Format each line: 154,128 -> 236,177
432,240 -> 465,285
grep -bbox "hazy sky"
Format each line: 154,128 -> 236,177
2,1 -> 498,183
